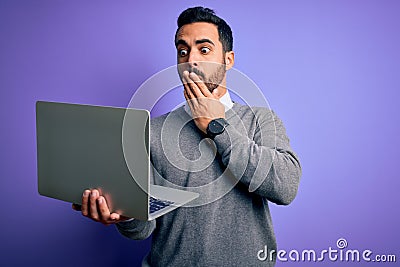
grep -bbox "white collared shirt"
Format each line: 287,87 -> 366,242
183,90 -> 234,116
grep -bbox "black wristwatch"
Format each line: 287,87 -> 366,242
206,118 -> 229,139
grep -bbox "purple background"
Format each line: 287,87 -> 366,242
1,0 -> 399,266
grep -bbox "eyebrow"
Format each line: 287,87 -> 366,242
175,39 -> 189,47
175,38 -> 215,47
195,39 -> 215,46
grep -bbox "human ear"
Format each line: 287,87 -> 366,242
225,51 -> 235,70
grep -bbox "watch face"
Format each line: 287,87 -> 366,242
210,120 -> 224,134
208,118 -> 228,138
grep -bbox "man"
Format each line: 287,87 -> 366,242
73,6 -> 301,266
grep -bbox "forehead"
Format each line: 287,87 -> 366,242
176,22 -> 220,45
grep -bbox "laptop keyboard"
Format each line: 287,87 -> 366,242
149,197 -> 175,214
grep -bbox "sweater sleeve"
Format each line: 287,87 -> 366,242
213,109 -> 301,205
115,219 -> 156,240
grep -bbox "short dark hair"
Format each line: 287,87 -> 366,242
175,6 -> 233,53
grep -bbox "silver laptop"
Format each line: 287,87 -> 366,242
36,101 -> 199,221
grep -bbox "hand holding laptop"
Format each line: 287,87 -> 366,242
72,189 -> 131,226
36,101 -> 199,221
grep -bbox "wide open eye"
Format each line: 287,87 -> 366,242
179,49 -> 188,57
200,47 -> 210,54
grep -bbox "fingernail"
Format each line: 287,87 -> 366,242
98,197 -> 103,204
83,190 -> 90,197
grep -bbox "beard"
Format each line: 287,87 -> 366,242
202,61 -> 226,93
179,57 -> 226,93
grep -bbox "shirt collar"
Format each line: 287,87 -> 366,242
183,90 -> 234,115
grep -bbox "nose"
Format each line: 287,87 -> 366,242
187,51 -> 199,67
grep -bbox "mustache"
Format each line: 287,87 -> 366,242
187,67 -> 205,80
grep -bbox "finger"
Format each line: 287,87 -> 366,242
89,189 -> 100,220
183,88 -> 190,103
181,70 -> 191,88
97,196 -> 111,221
72,203 -> 81,211
110,212 -> 121,221
211,87 -> 221,98
183,89 -> 193,111
81,190 -> 90,216
184,72 -> 204,98
184,88 -> 195,109
189,72 -> 212,97
183,71 -> 202,98
182,72 -> 195,99
110,213 -> 132,223
183,77 -> 200,111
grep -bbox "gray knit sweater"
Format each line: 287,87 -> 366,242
116,103 -> 301,266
